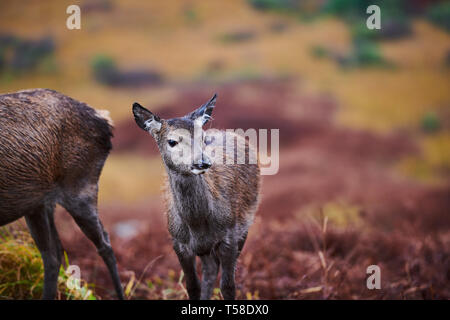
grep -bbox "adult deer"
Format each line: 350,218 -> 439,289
133,94 -> 260,300
0,89 -> 124,299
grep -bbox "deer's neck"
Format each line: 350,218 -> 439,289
167,171 -> 211,223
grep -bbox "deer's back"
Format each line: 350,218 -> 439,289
0,89 -> 112,223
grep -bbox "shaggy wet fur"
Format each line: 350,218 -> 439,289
133,97 -> 260,300
0,89 -> 123,299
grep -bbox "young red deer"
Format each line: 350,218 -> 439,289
133,94 -> 260,300
0,89 -> 124,299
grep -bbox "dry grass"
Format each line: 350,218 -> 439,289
398,132 -> 450,184
0,224 -> 96,300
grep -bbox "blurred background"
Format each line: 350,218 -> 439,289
0,0 -> 449,299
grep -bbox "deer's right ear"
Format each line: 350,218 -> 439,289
132,102 -> 162,133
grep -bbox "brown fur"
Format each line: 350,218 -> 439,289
133,97 -> 261,300
0,89 -> 112,222
0,88 -> 123,299
163,129 -> 260,225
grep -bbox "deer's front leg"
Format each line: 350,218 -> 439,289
173,241 -> 201,300
200,253 -> 219,300
217,237 -> 238,300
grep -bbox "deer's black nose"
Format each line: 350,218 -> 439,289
193,160 -> 211,170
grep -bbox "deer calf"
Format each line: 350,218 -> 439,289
0,89 -> 124,299
133,94 -> 260,300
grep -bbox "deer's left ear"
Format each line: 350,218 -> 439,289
187,93 -> 217,126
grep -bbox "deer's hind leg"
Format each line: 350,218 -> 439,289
60,183 -> 124,300
25,203 -> 62,300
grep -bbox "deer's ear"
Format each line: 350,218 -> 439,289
132,102 -> 162,133
187,93 -> 217,126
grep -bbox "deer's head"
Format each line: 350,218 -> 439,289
132,94 -> 217,175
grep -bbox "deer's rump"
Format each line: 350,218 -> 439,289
0,89 -> 112,225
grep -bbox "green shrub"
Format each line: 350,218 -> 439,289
12,37 -> 54,72
0,34 -> 55,74
184,7 -> 198,23
427,2 -> 450,32
91,54 -> 164,87
353,40 -> 386,66
248,0 -> 298,11
323,0 -> 406,19
421,112 -> 441,133
91,54 -> 119,85
311,45 -> 329,58
323,0 -> 371,18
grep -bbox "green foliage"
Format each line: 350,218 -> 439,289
323,0 -> 412,44
323,0 -> 372,17
0,35 -> 55,74
91,54 -> 118,85
311,45 -> 329,59
0,227 -> 44,299
248,0 -> 298,12
247,0 -> 322,19
324,0 -> 412,41
91,54 -> 116,72
421,112 -> 441,133
91,54 -> 163,87
427,2 -> 450,32
352,40 -> 386,67
310,1 -> 400,69
323,0 -> 406,20
351,22 -> 378,41
0,226 -> 96,300
184,7 -> 199,24
311,40 -> 391,69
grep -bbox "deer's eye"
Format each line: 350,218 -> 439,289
167,139 -> 178,147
